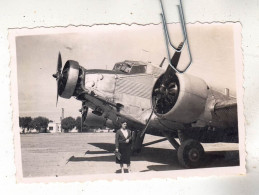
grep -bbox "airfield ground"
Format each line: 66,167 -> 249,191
20,133 -> 239,177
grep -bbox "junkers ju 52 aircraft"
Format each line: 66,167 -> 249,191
52,43 -> 238,168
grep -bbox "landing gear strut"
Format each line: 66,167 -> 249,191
162,130 -> 205,168
131,130 -> 146,154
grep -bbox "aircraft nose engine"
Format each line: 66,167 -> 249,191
151,41 -> 208,124
52,53 -> 80,105
152,73 -> 208,124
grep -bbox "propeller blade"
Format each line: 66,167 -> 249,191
54,52 -> 63,107
170,42 -> 184,69
57,52 -> 62,73
56,81 -> 59,107
163,42 -> 184,81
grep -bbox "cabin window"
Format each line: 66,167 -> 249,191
130,65 -> 147,74
113,62 -> 147,74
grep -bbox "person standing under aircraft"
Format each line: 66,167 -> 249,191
115,122 -> 132,173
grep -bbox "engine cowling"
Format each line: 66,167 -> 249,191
152,73 -> 208,124
58,60 -> 80,99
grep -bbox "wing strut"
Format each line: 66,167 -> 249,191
79,102 -> 88,132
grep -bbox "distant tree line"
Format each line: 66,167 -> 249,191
19,116 -> 91,133
62,116 -> 90,132
19,116 -> 49,133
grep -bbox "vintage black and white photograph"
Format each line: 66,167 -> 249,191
10,22 -> 244,181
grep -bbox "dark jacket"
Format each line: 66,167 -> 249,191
115,129 -> 132,149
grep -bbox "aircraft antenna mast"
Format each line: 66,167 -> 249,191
61,108 -> 64,132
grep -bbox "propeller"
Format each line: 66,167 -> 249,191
52,52 -> 63,106
153,42 -> 183,114
52,52 -> 74,106
140,42 -> 184,137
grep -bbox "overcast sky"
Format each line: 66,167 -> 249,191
15,23 -> 239,122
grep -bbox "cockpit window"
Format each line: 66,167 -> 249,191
113,61 -> 147,74
113,63 -> 122,70
113,63 -> 132,73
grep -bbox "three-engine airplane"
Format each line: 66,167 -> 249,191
52,42 -> 238,168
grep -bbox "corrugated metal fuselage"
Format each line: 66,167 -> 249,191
83,70 -> 237,142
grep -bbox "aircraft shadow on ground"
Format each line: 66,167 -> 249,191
67,155 -> 115,162
67,142 -> 240,171
85,150 -> 112,155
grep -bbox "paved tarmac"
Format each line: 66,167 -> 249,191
20,133 -> 239,177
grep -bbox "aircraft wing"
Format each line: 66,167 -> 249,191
78,91 -> 146,130
214,99 -> 237,110
212,99 -> 238,128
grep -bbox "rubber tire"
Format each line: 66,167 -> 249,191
177,139 -> 204,168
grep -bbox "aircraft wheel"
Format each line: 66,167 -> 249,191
177,139 -> 204,168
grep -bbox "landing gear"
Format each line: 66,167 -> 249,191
177,139 -> 204,168
131,130 -> 145,154
162,130 -> 205,168
132,128 -> 205,168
